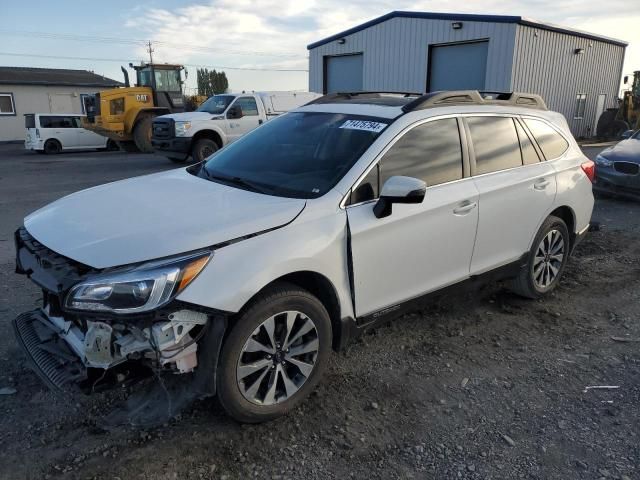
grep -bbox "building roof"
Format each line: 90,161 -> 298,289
0,66 -> 122,87
307,11 -> 628,50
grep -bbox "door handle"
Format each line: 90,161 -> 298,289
534,179 -> 550,190
453,201 -> 477,215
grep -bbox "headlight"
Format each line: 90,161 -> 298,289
595,154 -> 613,167
65,251 -> 211,314
174,121 -> 192,137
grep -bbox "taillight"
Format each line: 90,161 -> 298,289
581,160 -> 595,183
35,128 -> 40,138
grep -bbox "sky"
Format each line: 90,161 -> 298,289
1,0 -> 638,94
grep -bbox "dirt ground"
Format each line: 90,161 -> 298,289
0,145 -> 639,480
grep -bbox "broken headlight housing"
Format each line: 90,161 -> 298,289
65,251 -> 211,314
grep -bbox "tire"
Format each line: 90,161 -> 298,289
43,139 -> 61,154
191,138 -> 218,163
132,115 -> 154,153
105,139 -> 119,151
217,282 -> 332,423
117,141 -> 140,153
509,215 -> 570,299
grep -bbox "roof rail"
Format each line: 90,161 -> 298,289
307,91 -> 422,105
401,90 -> 548,112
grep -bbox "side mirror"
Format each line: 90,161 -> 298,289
621,129 -> 634,139
227,105 -> 243,119
373,176 -> 426,219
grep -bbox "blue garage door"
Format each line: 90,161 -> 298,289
325,54 -> 363,93
429,41 -> 488,91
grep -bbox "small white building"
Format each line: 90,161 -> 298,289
0,67 -> 121,142
307,11 -> 627,137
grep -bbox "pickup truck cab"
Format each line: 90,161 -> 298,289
151,91 -> 321,163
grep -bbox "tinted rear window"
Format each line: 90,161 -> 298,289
524,118 -> 569,160
39,116 -> 75,128
24,114 -> 35,129
467,117 -> 522,175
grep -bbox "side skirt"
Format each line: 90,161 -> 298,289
337,253 -> 528,349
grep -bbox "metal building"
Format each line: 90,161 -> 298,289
307,12 -> 627,137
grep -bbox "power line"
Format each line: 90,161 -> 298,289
0,51 -> 309,72
0,29 -> 302,58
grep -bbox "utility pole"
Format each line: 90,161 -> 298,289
146,41 -> 154,64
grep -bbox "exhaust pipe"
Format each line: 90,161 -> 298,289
121,66 -> 130,88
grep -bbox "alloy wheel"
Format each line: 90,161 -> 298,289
236,311 -> 319,406
533,229 -> 565,289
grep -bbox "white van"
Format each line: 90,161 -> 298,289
24,113 -> 115,154
151,91 -> 321,163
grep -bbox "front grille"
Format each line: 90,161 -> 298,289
152,118 -> 174,139
614,161 -> 639,175
15,227 -> 93,294
13,310 -> 86,391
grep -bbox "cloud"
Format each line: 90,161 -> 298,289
125,0 -> 639,91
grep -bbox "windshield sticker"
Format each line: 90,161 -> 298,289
339,120 -> 387,133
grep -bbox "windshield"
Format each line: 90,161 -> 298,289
196,95 -> 235,114
154,69 -> 181,92
199,112 -> 389,198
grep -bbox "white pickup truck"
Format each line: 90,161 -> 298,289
151,91 -> 321,163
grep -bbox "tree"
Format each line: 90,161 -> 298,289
197,68 -> 229,96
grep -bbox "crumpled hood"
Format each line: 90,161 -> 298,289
24,168 -> 305,268
160,112 -> 219,122
600,138 -> 640,163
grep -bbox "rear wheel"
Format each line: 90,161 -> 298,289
117,141 -> 140,153
509,215 -> 570,299
217,283 -> 332,423
105,139 -> 119,151
133,115 -> 154,153
43,139 -> 61,154
191,138 -> 218,163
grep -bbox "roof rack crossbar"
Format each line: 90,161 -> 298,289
307,91 -> 423,105
401,90 -> 548,112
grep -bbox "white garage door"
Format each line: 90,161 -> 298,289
325,54 -> 363,93
428,41 -> 488,92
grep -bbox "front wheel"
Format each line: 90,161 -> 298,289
217,283 -> 332,423
133,115 -> 154,153
509,215 -> 570,299
191,138 -> 218,163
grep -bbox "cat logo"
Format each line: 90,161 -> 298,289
136,94 -> 149,102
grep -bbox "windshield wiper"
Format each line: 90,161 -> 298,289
201,168 -> 271,194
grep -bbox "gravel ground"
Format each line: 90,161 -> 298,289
0,145 -> 638,480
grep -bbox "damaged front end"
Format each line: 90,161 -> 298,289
13,227 -> 226,399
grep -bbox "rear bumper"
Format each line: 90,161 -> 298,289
24,139 -> 44,150
572,224 -> 589,253
151,137 -> 191,156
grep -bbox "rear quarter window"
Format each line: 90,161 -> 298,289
524,118 -> 569,160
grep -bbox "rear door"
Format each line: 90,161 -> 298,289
467,115 -> 557,274
346,117 -> 479,316
226,96 -> 262,142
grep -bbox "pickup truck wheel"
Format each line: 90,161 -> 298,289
509,215 -> 569,299
43,139 -> 61,154
217,283 -> 332,423
133,115 -> 154,153
192,138 -> 218,162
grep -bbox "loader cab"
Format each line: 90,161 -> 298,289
134,64 -> 185,112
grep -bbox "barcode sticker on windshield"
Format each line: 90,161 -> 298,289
339,120 -> 387,133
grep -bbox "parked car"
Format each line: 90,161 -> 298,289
594,129 -> 640,199
24,113 -> 116,154
151,91 -> 321,163
14,91 -> 594,423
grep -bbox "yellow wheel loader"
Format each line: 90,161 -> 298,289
84,63 -> 186,153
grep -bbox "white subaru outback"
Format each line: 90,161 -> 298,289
14,91 -> 594,423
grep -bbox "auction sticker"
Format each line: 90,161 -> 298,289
339,120 -> 387,133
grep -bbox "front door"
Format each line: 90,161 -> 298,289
346,118 -> 479,317
226,97 -> 262,143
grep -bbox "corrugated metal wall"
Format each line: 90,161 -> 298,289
511,25 -> 625,137
309,17 -> 517,94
